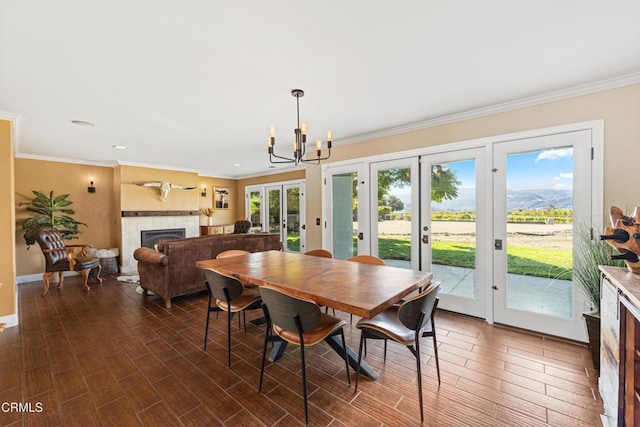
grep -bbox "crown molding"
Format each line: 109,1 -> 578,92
335,72 -> 640,147
14,153 -> 119,168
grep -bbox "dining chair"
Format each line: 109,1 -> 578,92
343,254 -> 387,323
258,285 -> 350,427
202,268 -> 262,368
217,249 -> 250,258
303,248 -> 333,258
205,249 -> 253,325
346,254 -> 386,266
355,281 -> 441,422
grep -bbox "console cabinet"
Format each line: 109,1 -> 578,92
200,224 -> 234,236
600,266 -> 640,426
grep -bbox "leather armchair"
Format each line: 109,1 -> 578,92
34,227 -> 102,296
232,220 -> 252,234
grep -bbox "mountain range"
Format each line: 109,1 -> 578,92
394,188 -> 573,212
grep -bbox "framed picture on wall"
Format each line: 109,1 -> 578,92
214,186 -> 229,209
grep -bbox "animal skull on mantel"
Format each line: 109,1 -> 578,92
133,181 -> 196,202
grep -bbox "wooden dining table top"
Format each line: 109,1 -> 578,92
196,250 -> 433,319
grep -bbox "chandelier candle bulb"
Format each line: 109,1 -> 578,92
267,88 -> 332,165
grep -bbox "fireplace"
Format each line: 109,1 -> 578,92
141,228 -> 186,249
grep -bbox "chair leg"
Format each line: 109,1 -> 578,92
41,272 -> 54,296
383,340 -> 388,361
258,323 -> 269,393
78,269 -> 91,292
355,333 -> 365,393
203,308 -> 212,351
300,343 -> 309,427
226,309 -> 232,368
339,329 -> 350,385
94,264 -> 103,284
414,339 -> 424,422
243,310 -> 247,332
432,332 -> 441,385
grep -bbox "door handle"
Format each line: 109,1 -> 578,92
494,239 -> 503,250
422,235 -> 429,244
358,232 -> 364,240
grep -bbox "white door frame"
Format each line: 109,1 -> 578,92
369,158 -> 420,269
320,120 -> 603,340
323,163 -> 368,257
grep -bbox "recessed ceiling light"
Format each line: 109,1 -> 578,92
233,163 -> 241,167
71,120 -> 95,127
112,145 -> 128,150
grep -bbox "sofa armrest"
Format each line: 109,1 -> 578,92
133,247 -> 169,265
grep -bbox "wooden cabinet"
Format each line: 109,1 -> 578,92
200,224 -> 234,236
600,266 -> 640,426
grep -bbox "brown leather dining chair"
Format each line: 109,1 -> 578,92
355,281 -> 441,422
346,254 -> 386,266
202,268 -> 262,368
258,285 -> 350,427
343,254 -> 387,323
232,220 -> 252,234
34,226 -> 102,296
303,248 -> 333,258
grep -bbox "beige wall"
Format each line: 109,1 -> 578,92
198,176 -> 239,225
0,120 -> 16,318
15,159 -> 116,277
304,84 -> 640,250
119,166 -> 199,211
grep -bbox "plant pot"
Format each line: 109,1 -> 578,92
583,311 -> 600,371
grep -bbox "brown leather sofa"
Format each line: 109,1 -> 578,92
133,233 -> 282,308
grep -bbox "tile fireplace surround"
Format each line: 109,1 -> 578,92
120,214 -> 198,274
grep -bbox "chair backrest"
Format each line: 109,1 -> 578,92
398,281 -> 440,331
233,220 -> 252,234
304,249 -> 333,258
259,286 -> 321,333
34,227 -> 67,267
216,249 -> 250,259
346,255 -> 386,266
202,268 -> 245,302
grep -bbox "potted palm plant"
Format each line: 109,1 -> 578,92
20,190 -> 86,247
573,222 -> 623,370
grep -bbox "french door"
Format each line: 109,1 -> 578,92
322,122 -> 600,341
325,164 -> 366,259
369,158 -> 419,269
492,130 -> 593,339
246,182 -> 305,253
420,148 -> 488,318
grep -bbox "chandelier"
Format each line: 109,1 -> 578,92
267,89 -> 332,165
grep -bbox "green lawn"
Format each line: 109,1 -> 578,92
286,236 -> 572,280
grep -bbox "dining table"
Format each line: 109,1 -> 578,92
196,250 -> 433,380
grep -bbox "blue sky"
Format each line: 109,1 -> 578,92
388,147 -> 574,204
433,147 -> 574,190
507,148 -> 573,190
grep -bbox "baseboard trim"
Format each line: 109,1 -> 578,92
17,271 -> 78,284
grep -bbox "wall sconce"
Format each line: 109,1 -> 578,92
201,186 -> 207,198
88,177 -> 96,193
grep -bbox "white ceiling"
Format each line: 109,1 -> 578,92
1,1 -> 639,178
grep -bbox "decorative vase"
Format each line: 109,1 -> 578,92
207,216 -> 214,226
583,311 -> 601,371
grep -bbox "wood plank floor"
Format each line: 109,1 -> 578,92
0,274 -> 603,426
